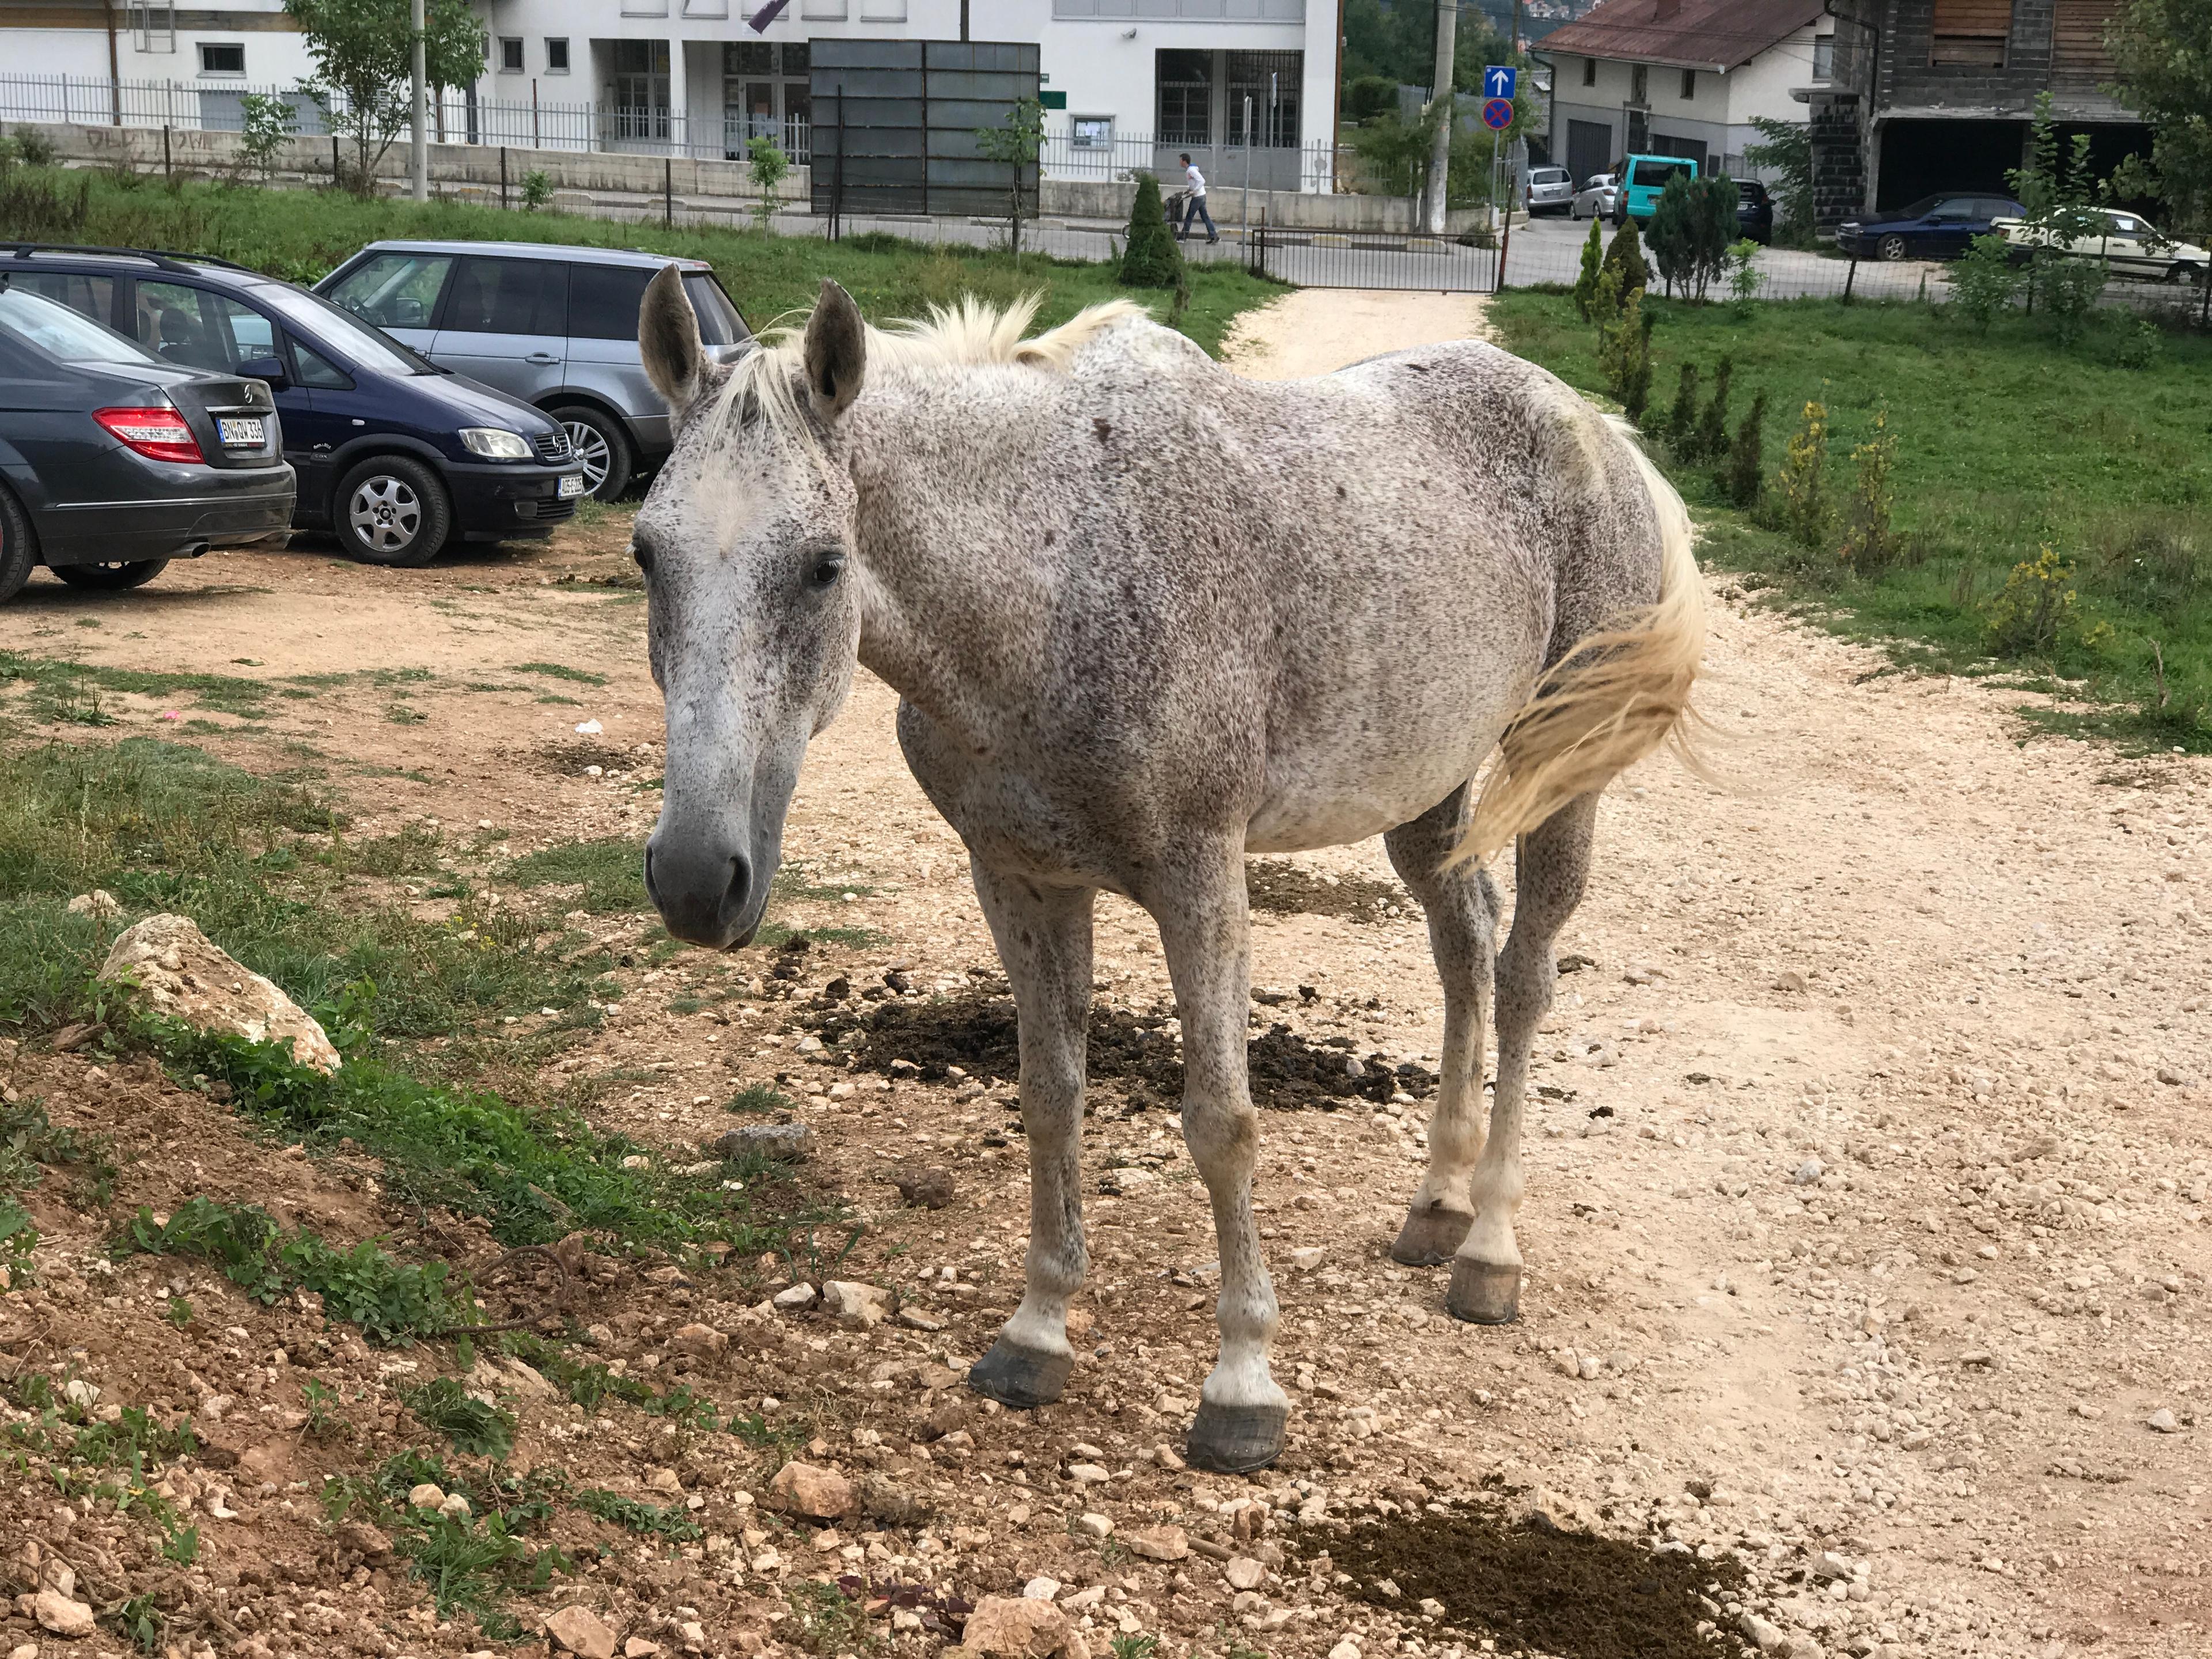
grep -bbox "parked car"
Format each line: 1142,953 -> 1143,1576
1570,173 -> 1620,222
9,244 -> 585,567
317,241 -> 753,500
1988,208 -> 2210,285
1736,179 -> 1775,245
1835,194 -> 2025,261
1613,154 -> 1702,225
1524,166 -> 1574,215
0,280 -> 293,604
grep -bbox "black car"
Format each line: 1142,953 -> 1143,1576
7,244 -> 585,568
1736,180 -> 1775,245
1835,195 -> 2027,262
0,279 -> 293,604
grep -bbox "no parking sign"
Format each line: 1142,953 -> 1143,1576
1480,97 -> 1513,130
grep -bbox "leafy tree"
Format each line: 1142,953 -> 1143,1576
1838,407 -> 1901,573
1119,173 -> 1184,289
1594,275 -> 1653,421
1645,175 -> 1695,296
2007,93 -> 2109,341
1650,174 -> 1740,300
745,135 -> 789,233
975,96 -> 1044,255
1344,74 -> 1400,124
236,93 -> 295,185
1742,116 -> 1813,243
285,0 -> 485,193
2105,0 -> 2212,230
1571,216 -> 1604,319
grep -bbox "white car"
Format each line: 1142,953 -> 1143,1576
1570,173 -> 1621,221
1525,165 -> 1574,215
1990,208 -> 2210,285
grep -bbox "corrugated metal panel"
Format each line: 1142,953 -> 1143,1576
1537,0 -> 1825,72
811,37 -> 1040,218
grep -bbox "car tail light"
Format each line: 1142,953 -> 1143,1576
93,405 -> 203,464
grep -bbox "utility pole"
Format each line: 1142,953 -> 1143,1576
1425,0 -> 1458,234
410,0 -> 429,200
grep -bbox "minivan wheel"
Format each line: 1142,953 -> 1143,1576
54,558 -> 171,591
553,405 -> 632,501
0,486 -> 35,604
338,455 -> 450,569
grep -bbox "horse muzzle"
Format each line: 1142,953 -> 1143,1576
642,829 -> 766,949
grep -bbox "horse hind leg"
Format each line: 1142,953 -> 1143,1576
1384,786 -> 1500,1267
1448,791 -> 1599,1325
964,862 -> 1096,1409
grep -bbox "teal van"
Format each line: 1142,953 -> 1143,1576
1614,153 -> 1700,224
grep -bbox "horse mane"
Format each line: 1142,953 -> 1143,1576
715,291 -> 1149,444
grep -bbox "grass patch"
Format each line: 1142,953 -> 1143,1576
512,662 -> 609,687
120,1196 -> 475,1346
575,1487 -> 704,1541
25,168 -> 1281,360
728,1082 -> 796,1115
0,650 -> 270,722
402,1377 -> 518,1460
503,836 -> 647,913
1488,293 -> 2212,749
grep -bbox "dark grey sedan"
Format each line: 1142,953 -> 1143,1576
0,282 -> 294,603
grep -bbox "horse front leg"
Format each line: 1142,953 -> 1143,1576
1449,794 -> 1599,1324
965,862 -> 1097,1408
1152,843 -> 1289,1473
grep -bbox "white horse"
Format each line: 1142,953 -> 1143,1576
630,275 -> 1703,1472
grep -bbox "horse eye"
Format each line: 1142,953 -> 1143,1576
809,554 -> 846,589
631,542 -> 654,574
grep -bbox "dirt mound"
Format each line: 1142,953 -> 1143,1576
1245,859 -> 1417,924
800,990 -> 1436,1111
1302,1502 -> 1747,1659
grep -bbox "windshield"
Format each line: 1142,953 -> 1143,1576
0,284 -> 162,366
254,281 -> 440,375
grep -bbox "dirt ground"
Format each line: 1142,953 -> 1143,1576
2,289 -> 2208,1659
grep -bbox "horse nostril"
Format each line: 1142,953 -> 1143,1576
724,854 -> 751,918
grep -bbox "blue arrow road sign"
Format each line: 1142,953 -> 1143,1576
1481,97 -> 1514,131
1483,65 -> 1517,100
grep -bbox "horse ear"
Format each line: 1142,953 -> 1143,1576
802,279 -> 867,422
639,264 -> 705,412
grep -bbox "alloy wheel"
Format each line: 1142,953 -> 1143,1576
565,420 -> 613,495
349,474 -> 422,555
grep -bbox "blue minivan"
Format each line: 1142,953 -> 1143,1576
1614,153 -> 1700,225
4,243 -> 585,567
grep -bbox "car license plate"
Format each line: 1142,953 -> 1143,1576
557,472 -> 586,499
216,416 -> 265,448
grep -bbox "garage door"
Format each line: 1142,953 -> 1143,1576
1567,118 -> 1612,187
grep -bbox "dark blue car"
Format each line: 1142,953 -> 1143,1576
5,243 -> 585,567
1835,194 -> 2026,262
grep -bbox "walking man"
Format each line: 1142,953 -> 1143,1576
1177,153 -> 1218,244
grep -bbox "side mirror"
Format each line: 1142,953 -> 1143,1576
237,354 -> 290,391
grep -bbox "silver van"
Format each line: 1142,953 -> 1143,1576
316,241 -> 751,499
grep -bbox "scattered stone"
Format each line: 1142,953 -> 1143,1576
707,1123 -> 815,1161
1287,1247 -> 1326,1271
1126,1525 -> 1190,1562
337,1521 -> 394,1562
32,1589 -> 96,1638
99,914 -> 340,1071
546,1605 -> 619,1659
1327,1640 -> 1361,1659
2157,1066 -> 2189,1087
407,1483 -> 446,1509
624,1641 -> 661,1658
897,1307 -> 946,1332
768,1461 -> 855,1520
1224,1557 -> 1267,1591
859,1474 -> 927,1525
62,1379 -> 99,1410
772,1283 -> 819,1311
1773,971 -> 1808,994
1075,1512 -> 1113,1539
1740,1612 -> 1790,1655
1809,1552 -> 1853,1582
438,1492 -> 472,1520
1022,1578 -> 1062,1601
893,1168 -> 956,1208
66,889 -> 120,920
1066,1462 -> 1112,1484
963,1594 -> 1088,1659
2146,1408 -> 2180,1434
1792,1159 -> 1824,1185
821,1280 -> 893,1327
668,1323 -> 729,1358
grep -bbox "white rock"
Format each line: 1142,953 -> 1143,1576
1224,1556 -> 1267,1591
772,1282 -> 819,1310
1287,1247 -> 1326,1271
1066,1462 -> 1112,1484
1328,1640 -> 1362,1659
1739,1612 -> 1791,1654
66,889 -> 120,919
1792,1159 -> 1824,1185
407,1483 -> 446,1509
821,1279 -> 893,1327
2146,1408 -> 2180,1433
1022,1577 -> 1062,1600
33,1590 -> 96,1638
99,914 -> 340,1071
62,1378 -> 100,1409
1075,1512 -> 1113,1539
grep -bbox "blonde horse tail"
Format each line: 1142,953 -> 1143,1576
1454,422 -> 1709,868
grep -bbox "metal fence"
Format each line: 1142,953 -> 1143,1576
1250,224 -> 1497,293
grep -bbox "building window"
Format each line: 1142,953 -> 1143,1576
1156,49 -> 1211,146
724,40 -> 809,158
198,42 -> 245,75
609,39 -> 672,136
1812,35 -> 1833,79
1581,56 -> 1596,86
1679,67 -> 1695,98
1071,116 -> 1113,149
1930,0 -> 2009,66
546,37 -> 570,73
498,37 -> 524,73
1226,50 -> 1301,146
1630,62 -> 1647,104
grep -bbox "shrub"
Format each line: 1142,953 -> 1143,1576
1767,399 -> 1832,549
1949,233 -> 2022,332
1119,173 -> 1184,289
745,136 -> 789,232
1987,546 -> 2082,656
1665,362 -> 1701,452
13,126 -> 56,167
1594,274 -> 1652,414
1344,74 -> 1399,123
1572,217 -> 1604,320
236,94 -> 294,185
1646,175 -> 1739,301
1601,216 -> 1650,295
1645,176 -> 1695,297
1838,407 -> 1901,573
1692,355 -> 1732,462
520,170 -> 552,212
1724,238 -> 1763,306
1721,392 -> 1767,508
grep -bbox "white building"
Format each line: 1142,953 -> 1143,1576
1534,0 -> 1832,186
2,0 -> 1338,190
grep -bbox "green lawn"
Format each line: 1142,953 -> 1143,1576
1489,292 -> 2212,749
13,166 -> 1278,357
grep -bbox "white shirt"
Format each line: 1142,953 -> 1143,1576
1185,163 -> 1207,196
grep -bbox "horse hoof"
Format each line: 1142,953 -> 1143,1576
1391,1205 -> 1474,1267
1445,1257 -> 1522,1324
967,1339 -> 1073,1408
1184,1401 -> 1290,1474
